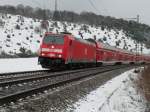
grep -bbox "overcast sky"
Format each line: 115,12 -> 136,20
0,0 -> 150,25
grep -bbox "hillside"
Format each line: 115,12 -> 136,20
1,4 -> 150,47
0,13 -> 150,58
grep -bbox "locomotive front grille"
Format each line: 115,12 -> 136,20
38,57 -> 65,67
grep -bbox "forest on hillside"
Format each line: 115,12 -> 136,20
0,4 -> 150,48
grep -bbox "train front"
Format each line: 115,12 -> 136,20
38,33 -> 65,68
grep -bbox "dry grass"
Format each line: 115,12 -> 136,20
137,66 -> 150,101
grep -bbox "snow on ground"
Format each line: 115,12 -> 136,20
70,68 -> 146,112
0,58 -> 147,111
0,57 -> 46,73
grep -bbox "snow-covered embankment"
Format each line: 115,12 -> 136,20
72,68 -> 147,112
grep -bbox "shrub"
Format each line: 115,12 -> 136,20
15,24 -> 20,30
103,36 -> 107,41
17,47 -> 38,57
7,34 -> 11,38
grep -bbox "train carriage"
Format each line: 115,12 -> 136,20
95,41 -> 139,65
96,42 -> 119,65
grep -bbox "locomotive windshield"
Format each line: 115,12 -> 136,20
43,35 -> 64,44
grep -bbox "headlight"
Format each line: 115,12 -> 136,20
42,53 -> 45,56
58,54 -> 62,58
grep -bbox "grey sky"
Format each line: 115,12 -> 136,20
0,0 -> 150,25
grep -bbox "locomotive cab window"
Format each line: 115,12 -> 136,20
43,35 -> 64,44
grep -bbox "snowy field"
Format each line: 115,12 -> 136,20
69,68 -> 146,112
0,57 -> 46,73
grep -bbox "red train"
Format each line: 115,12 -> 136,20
38,32 -> 150,68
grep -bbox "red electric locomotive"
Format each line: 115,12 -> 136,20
38,32 -> 96,68
38,32 -> 150,69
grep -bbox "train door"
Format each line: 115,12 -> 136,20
69,39 -> 73,63
96,49 -> 104,61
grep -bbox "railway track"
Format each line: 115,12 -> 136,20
0,70 -> 50,79
0,64 -> 143,105
0,65 -> 112,83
